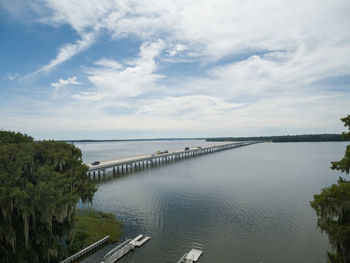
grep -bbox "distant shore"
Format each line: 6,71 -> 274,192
64,138 -> 204,143
64,134 -> 346,143
206,134 -> 345,142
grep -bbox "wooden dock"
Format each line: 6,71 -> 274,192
60,236 -> 110,263
102,235 -> 151,263
87,141 -> 259,180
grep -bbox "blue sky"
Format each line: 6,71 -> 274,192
0,0 -> 349,140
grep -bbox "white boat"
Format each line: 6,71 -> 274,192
177,248 -> 203,263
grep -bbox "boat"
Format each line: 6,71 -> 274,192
177,248 -> 203,263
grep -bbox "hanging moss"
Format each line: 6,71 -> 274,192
311,115 -> 350,263
0,131 -> 96,262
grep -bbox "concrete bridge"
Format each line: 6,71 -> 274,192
87,141 -> 259,180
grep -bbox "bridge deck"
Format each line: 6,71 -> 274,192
86,142 -> 260,180
87,142 -> 254,172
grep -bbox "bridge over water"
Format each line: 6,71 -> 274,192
87,141 -> 259,180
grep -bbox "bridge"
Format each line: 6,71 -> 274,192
87,141 -> 259,180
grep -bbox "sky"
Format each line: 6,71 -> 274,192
0,0 -> 349,140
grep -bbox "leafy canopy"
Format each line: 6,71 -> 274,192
311,115 -> 350,263
0,131 -> 96,262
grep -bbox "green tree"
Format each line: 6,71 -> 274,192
0,130 -> 33,144
0,131 -> 96,262
311,115 -> 350,263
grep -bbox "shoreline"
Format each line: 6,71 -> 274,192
67,209 -> 123,256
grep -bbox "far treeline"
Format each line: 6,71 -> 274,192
206,134 -> 345,142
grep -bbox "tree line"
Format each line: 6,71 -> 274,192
206,134 -> 344,142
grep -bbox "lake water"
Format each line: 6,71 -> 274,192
75,140 -> 347,263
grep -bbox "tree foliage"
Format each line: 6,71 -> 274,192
0,130 -> 33,144
311,115 -> 350,262
0,131 -> 96,262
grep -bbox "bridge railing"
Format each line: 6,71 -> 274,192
59,235 -> 110,263
87,141 -> 261,173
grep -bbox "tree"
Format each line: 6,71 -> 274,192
311,115 -> 350,263
0,131 -> 96,262
0,130 -> 33,144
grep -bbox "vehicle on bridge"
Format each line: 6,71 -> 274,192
91,161 -> 100,165
185,147 -> 190,151
156,150 -> 168,154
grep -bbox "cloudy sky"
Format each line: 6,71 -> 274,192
0,0 -> 349,139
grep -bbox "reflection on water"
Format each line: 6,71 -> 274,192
77,141 -> 346,263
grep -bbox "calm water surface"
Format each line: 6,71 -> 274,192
75,141 -> 347,263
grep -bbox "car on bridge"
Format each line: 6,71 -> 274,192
156,150 -> 169,154
91,161 -> 100,165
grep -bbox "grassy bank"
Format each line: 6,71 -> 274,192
67,209 -> 123,254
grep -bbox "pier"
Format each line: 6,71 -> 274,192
87,141 -> 259,180
60,236 -> 110,263
102,234 -> 151,263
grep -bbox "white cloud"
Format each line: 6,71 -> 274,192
51,76 -> 81,96
36,32 -> 95,73
72,40 -> 165,101
94,0 -> 350,61
94,58 -> 122,70
167,44 -> 187,57
137,95 -> 243,120
2,73 -> 20,81
1,91 -> 349,138
1,0 -> 350,138
172,41 -> 350,100
19,0 -> 115,73
44,0 -> 116,33
11,0 -> 350,77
